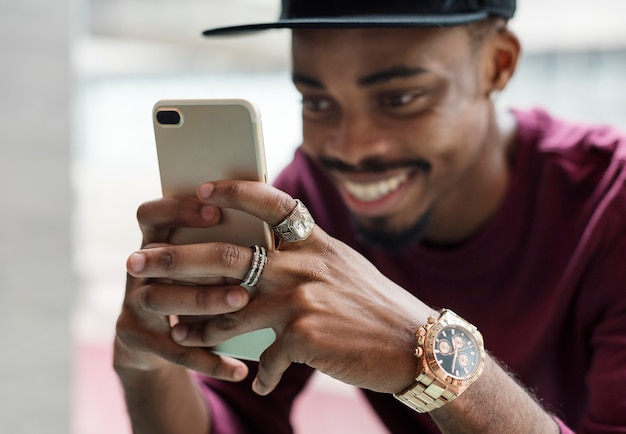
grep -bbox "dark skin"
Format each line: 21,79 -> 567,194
292,26 -> 512,244
114,22 -> 558,433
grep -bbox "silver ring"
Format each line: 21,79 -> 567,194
272,199 -> 315,242
241,245 -> 268,287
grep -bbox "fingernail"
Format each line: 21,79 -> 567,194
129,253 -> 145,272
201,205 -> 215,222
199,183 -> 215,200
172,323 -> 188,342
227,289 -> 246,309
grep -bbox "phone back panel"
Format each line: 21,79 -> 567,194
153,99 -> 273,249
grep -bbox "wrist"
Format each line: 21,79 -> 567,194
115,358 -> 192,397
394,309 -> 486,413
113,335 -> 171,375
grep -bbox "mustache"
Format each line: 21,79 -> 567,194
319,156 -> 432,174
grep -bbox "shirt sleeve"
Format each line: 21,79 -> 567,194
576,198 -> 626,432
201,383 -> 248,434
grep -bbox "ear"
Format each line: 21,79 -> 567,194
484,26 -> 521,95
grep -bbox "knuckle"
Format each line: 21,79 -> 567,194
286,278 -> 324,309
255,372 -> 272,390
200,323 -> 213,345
299,258 -> 328,283
136,201 -> 152,223
115,312 -> 146,350
217,313 -> 238,331
203,355 -> 225,377
299,240 -> 339,282
222,181 -> 245,200
289,317 -> 315,343
258,353 -> 273,371
172,350 -> 193,368
115,314 -> 134,341
288,316 -> 326,353
158,247 -> 179,270
215,243 -> 242,269
138,285 -> 158,311
136,199 -> 166,226
195,287 -> 212,311
121,291 -> 146,318
274,194 -> 295,222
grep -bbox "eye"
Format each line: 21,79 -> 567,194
301,96 -> 335,113
380,92 -> 422,108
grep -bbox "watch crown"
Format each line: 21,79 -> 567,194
414,347 -> 424,358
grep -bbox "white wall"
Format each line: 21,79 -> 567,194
0,2 -> 73,433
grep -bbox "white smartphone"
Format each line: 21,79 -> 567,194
153,98 -> 276,361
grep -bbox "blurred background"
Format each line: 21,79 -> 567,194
1,1 -> 625,433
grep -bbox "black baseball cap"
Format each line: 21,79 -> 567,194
203,0 -> 516,37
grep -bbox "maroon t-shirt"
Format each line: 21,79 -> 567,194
200,109 -> 626,433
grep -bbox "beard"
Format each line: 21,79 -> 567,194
352,211 -> 431,251
317,155 -> 434,250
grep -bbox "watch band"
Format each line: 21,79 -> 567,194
394,371 -> 458,413
393,309 -> 484,413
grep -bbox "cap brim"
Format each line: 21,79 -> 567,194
203,12 -> 489,36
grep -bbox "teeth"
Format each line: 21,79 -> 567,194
343,172 -> 408,202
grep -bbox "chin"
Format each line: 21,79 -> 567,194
352,212 -> 431,251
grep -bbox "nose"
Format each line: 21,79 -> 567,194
326,111 -> 392,166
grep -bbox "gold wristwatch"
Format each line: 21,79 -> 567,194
394,309 -> 485,413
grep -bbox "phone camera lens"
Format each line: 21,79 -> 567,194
156,110 -> 181,125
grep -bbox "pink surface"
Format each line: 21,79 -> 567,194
72,341 -> 388,433
72,342 -> 132,434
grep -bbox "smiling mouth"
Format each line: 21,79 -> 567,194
342,172 -> 409,202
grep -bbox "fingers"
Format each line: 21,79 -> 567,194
127,242 -> 254,282
137,197 -> 221,246
170,317 -> 292,396
253,344 -> 292,395
116,275 -> 250,381
135,281 -> 250,316
198,181 -> 299,227
157,343 -> 248,382
125,181 -> 322,395
115,316 -> 248,382
170,289 -> 273,348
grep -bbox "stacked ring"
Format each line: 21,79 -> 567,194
241,245 -> 268,287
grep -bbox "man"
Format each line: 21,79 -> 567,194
114,1 -> 626,433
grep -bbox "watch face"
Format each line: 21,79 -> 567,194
433,325 -> 481,380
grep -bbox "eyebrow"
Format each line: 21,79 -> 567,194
292,66 -> 427,89
359,66 -> 427,86
292,73 -> 324,89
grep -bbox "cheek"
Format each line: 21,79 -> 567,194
301,119 -> 327,154
424,66 -> 489,163
399,107 -> 489,203
427,99 -> 490,169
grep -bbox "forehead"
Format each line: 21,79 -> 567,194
291,27 -> 474,77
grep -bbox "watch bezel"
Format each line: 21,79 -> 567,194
422,311 -> 485,388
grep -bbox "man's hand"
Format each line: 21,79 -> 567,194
114,196 -> 249,382
124,180 -> 435,395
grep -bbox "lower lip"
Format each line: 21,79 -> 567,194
338,173 -> 416,217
